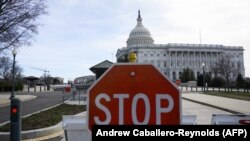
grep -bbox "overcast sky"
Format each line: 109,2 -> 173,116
15,0 -> 250,82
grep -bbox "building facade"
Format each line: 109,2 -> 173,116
116,11 -> 245,81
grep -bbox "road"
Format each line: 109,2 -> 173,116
0,91 -> 72,124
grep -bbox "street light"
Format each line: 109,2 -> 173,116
10,48 -> 17,99
10,48 -> 22,141
201,62 -> 205,92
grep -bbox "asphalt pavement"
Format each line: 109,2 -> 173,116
0,91 -> 72,124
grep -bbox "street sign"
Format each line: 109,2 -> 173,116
65,86 -> 71,93
87,64 -> 181,131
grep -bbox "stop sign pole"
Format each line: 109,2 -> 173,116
87,63 -> 181,131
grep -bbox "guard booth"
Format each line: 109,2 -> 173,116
89,60 -> 113,80
23,76 -> 40,91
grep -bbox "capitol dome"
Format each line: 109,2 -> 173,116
127,11 -> 154,47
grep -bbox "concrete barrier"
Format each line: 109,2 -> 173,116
182,115 -> 197,125
63,115 -> 91,141
61,114 -> 196,141
0,122 -> 63,141
211,114 -> 250,125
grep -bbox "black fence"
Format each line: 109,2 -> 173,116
179,86 -> 250,93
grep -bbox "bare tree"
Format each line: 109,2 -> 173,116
213,54 -> 241,91
40,73 -> 51,85
12,63 -> 23,80
0,56 -> 23,80
0,0 -> 47,52
0,56 -> 11,79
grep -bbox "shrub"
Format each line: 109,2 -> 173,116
0,81 -> 23,92
244,81 -> 250,89
210,77 -> 226,87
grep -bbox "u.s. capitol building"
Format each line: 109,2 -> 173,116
116,11 -> 245,81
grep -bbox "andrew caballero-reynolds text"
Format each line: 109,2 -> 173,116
95,128 -> 220,138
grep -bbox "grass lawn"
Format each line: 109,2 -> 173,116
0,104 -> 86,132
204,91 -> 250,101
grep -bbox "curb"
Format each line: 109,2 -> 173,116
0,102 -> 85,140
0,103 -> 63,127
0,103 -> 64,140
0,122 -> 63,141
182,97 -> 243,114
22,103 -> 63,119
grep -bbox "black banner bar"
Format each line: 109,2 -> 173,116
92,125 -> 250,141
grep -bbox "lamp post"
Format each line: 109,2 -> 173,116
201,62 -> 205,92
10,48 -> 17,99
10,48 -> 22,141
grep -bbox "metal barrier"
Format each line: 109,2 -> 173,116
62,114 -> 197,141
61,114 -> 250,141
211,114 -> 250,125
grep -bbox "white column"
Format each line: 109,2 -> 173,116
194,70 -> 197,79
200,51 -> 202,68
169,51 -> 172,68
170,70 -> 173,80
174,51 -> 176,68
175,51 -> 177,68
181,51 -> 183,69
176,70 -> 179,80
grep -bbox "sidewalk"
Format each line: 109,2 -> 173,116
182,92 -> 250,114
0,93 -> 37,107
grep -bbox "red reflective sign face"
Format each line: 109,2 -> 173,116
87,64 -> 181,131
65,87 -> 71,92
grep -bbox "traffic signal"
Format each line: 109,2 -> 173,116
10,98 -> 22,141
10,105 -> 19,122
10,99 -> 21,123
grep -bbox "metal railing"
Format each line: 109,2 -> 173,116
179,86 -> 250,93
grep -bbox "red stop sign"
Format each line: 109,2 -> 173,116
87,64 -> 181,131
